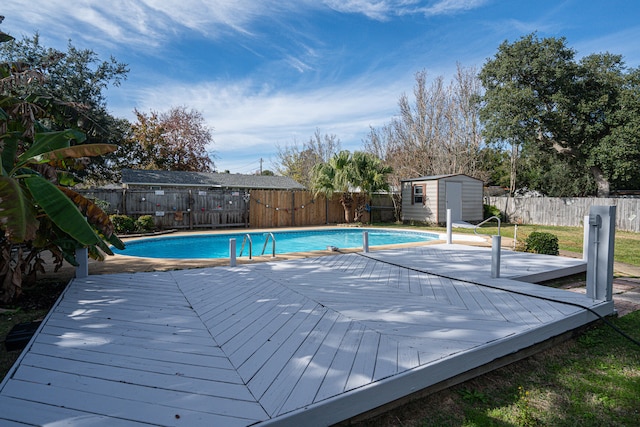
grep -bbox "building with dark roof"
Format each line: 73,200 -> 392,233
121,169 -> 305,191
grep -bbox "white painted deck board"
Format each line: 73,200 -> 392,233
20,352 -> 254,401
261,310 -> 343,416
314,321 -> 367,402
28,341 -> 240,382
236,299 -> 319,381
0,244 -> 612,426
46,310 -> 213,338
0,395 -> 152,427
226,292 -> 309,365
277,312 -> 354,414
247,304 -> 327,400
3,379 -> 256,426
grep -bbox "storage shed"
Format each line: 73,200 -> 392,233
401,174 -> 483,224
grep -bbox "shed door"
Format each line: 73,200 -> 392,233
446,182 -> 462,221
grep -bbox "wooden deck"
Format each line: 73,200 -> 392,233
0,244 -> 613,426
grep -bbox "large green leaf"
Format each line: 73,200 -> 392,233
24,175 -> 101,246
106,233 -> 125,250
28,143 -> 117,164
0,176 -> 38,242
18,129 -> 86,165
1,132 -> 21,175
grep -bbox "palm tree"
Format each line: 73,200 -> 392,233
311,150 -> 392,223
350,151 -> 393,222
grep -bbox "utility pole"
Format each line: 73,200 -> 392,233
259,158 -> 263,175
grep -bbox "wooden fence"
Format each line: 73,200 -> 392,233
78,188 -> 395,230
248,190 -> 343,228
78,188 -> 248,229
487,196 -> 640,232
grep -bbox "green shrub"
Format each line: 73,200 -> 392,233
483,204 -> 504,221
135,215 -> 155,232
525,231 -> 559,255
110,214 -> 136,234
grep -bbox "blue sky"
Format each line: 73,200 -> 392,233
3,1 -> 640,174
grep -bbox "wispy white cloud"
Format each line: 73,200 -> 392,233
322,0 -> 401,20
3,0 -> 170,49
2,0 -> 491,80
573,26 -> 640,66
322,0 -> 489,20
420,0 -> 489,16
122,72 -> 410,170
3,0 -> 285,50
137,0 -> 266,36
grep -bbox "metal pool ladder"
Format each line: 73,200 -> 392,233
261,232 -> 276,257
239,234 -> 253,259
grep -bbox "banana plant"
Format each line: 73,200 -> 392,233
0,127 -> 125,300
0,33 -> 125,301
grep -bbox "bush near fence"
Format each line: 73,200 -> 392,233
487,196 -> 640,232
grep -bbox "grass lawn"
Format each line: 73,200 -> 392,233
0,224 -> 638,426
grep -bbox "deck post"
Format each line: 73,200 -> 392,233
582,215 -> 590,261
491,235 -> 501,278
75,247 -> 88,278
229,238 -> 237,267
363,231 -> 369,253
446,209 -> 452,244
586,206 -> 615,301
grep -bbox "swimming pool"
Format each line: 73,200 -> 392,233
113,228 -> 439,259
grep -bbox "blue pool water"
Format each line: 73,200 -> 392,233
113,228 -> 439,259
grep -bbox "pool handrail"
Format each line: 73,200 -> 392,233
261,232 -> 276,257
474,215 -> 501,237
239,234 -> 252,259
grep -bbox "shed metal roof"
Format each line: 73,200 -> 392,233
401,173 -> 483,183
121,168 -> 305,190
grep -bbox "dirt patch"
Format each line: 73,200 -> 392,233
560,277 -> 640,317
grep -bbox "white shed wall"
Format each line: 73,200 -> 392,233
402,175 -> 483,224
401,181 -> 438,223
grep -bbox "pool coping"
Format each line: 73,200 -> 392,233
110,226 -> 485,269
39,226 -> 487,281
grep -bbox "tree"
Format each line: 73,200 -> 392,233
311,151 -> 392,223
0,27 -> 124,302
275,129 -> 341,188
364,66 -> 485,219
122,106 -> 215,172
479,146 -> 511,188
365,66 -> 485,180
0,32 -> 129,183
517,147 -> 597,196
478,33 -> 640,196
